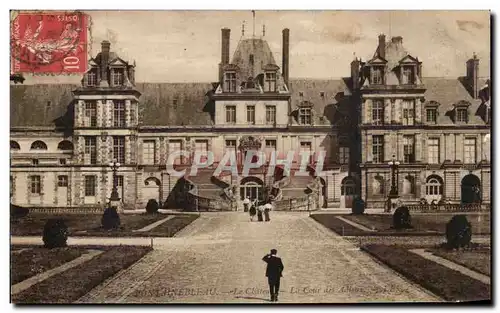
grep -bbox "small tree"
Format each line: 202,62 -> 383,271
393,206 -> 412,229
146,199 -> 159,214
352,198 -> 365,215
446,215 -> 472,249
43,219 -> 68,249
101,206 -> 121,230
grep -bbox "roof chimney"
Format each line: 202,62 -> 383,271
351,57 -> 361,90
282,28 -> 290,87
100,40 -> 111,86
466,53 -> 480,99
391,36 -> 403,46
219,28 -> 231,84
378,34 -> 386,59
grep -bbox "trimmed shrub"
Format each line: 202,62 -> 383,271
146,199 -> 159,214
446,215 -> 472,249
352,198 -> 365,215
10,203 -> 29,219
101,206 -> 121,230
393,206 -> 412,229
43,219 -> 68,249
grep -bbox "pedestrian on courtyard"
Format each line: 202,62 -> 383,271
243,197 -> 251,212
262,249 -> 284,302
257,203 -> 264,222
249,200 -> 257,221
264,202 -> 272,222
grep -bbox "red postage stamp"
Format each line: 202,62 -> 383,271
10,11 -> 89,74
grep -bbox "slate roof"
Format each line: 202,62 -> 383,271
231,38 -> 277,80
10,77 -> 488,128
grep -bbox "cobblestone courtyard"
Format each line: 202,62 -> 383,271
78,212 -> 440,303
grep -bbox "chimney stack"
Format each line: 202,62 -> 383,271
282,28 -> 290,87
351,57 -> 360,90
100,40 -> 111,86
378,34 -> 386,59
219,28 -> 231,84
466,53 -> 480,99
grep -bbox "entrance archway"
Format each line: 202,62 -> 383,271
143,177 -> 161,205
461,174 -> 481,204
341,176 -> 356,208
240,176 -> 264,202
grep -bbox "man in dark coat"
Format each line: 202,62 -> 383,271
262,249 -> 284,302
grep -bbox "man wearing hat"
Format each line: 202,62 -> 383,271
262,249 -> 284,302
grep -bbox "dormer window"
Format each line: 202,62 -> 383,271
371,66 -> 384,85
264,72 -> 277,92
299,107 -> 312,125
401,66 -> 415,85
457,108 -> 468,123
426,108 -> 437,123
224,71 -> 236,92
86,69 -> 97,87
111,68 -> 124,86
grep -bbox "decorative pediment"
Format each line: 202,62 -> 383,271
425,100 -> 441,108
262,63 -> 280,71
367,56 -> 388,64
398,54 -> 420,64
223,63 -> 240,72
108,57 -> 128,67
454,100 -> 472,108
239,136 -> 262,151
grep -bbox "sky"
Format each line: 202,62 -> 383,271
20,10 -> 490,84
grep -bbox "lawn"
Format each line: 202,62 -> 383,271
142,215 -> 199,237
10,213 -> 170,236
430,248 -> 491,277
343,213 -> 490,235
361,244 -> 490,302
11,245 -> 152,304
310,214 -> 367,236
11,247 -> 85,285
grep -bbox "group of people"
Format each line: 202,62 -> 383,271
243,197 -> 273,222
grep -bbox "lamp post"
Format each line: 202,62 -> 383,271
109,159 -> 121,209
387,154 -> 400,213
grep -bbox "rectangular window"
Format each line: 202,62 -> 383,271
457,109 -> 468,123
195,140 -> 208,161
84,101 -> 97,127
226,106 -> 236,124
403,135 -> 415,163
84,136 -> 97,164
113,136 -> 125,164
402,99 -> 415,125
143,140 -> 156,165
116,175 -> 124,187
265,139 -> 277,149
339,146 -> 350,164
372,135 -> 384,163
300,141 -> 313,163
84,176 -> 96,196
113,100 -> 126,127
86,71 -> 97,87
428,138 -> 440,164
168,140 -> 183,165
264,72 -> 277,92
224,72 -> 236,92
32,159 -> 39,166
371,66 -> 384,85
464,138 -> 476,164
426,108 -> 437,123
299,108 -> 312,125
225,139 -> 236,149
266,106 -> 276,124
111,68 -> 124,86
246,106 -> 255,124
372,100 -> 384,125
30,175 -> 41,194
401,66 -> 415,85
57,175 -> 68,187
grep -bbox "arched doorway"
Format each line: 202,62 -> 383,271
341,176 -> 356,208
425,175 -> 443,204
143,177 -> 161,205
461,174 -> 481,204
240,176 -> 264,202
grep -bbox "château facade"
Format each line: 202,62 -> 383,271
9,27 -> 491,211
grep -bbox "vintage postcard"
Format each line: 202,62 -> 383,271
9,10 -> 491,304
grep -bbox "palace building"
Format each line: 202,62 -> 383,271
9,28 -> 490,211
